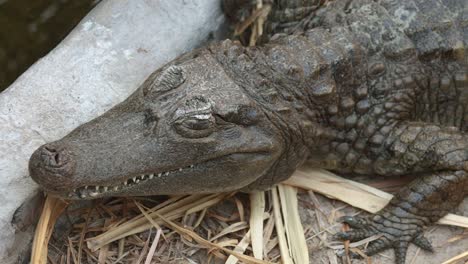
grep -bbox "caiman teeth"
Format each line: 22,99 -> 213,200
69,164 -> 196,198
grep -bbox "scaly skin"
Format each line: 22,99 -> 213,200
29,0 -> 467,263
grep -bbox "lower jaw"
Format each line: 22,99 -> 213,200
64,164 -> 197,199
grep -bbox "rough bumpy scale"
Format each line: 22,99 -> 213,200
29,0 -> 467,263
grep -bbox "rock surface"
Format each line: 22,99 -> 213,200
0,0 -> 224,262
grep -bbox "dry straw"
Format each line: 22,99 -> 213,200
31,166 -> 468,263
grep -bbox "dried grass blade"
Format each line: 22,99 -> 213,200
67,237 -> 78,264
285,166 -> 468,228
262,214 -> 276,257
234,196 -> 245,222
151,211 -> 271,264
284,168 -> 390,213
193,208 -> 207,229
133,200 -> 163,230
31,196 -> 69,264
441,250 -> 468,264
89,195 -> 201,245
88,193 -> 227,250
97,243 -> 109,264
250,191 -> 265,259
118,238 -> 125,259
209,221 -> 249,242
133,228 -> 151,264
278,185 -> 309,264
31,198 -> 53,264
215,239 -> 239,248
78,206 -> 94,263
225,230 -> 251,264
145,228 -> 162,264
271,187 -> 294,264
234,4 -> 271,36
256,0 -> 264,37
438,214 -> 468,228
97,219 -> 111,264
328,234 -> 382,250
186,193 -> 233,215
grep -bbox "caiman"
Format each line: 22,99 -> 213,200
29,0 -> 467,263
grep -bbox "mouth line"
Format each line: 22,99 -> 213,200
68,163 -> 196,199
66,151 -> 270,199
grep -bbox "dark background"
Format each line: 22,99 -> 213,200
0,0 -> 100,92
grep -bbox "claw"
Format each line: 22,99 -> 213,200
336,213 -> 430,264
337,215 -> 368,229
365,237 -> 393,255
334,231 -> 352,241
413,234 -> 434,252
335,229 -> 376,242
394,242 -> 409,264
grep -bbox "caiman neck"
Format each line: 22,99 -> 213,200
211,37 -> 344,158
251,28 -> 365,161
211,33 -> 358,189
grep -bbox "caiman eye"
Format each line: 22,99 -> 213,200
174,114 -> 215,138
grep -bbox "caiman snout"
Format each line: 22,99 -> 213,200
29,143 -> 76,192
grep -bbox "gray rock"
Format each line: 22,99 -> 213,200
0,0 -> 224,262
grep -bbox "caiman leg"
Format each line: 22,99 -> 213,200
336,122 -> 468,264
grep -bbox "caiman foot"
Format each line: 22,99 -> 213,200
334,170 -> 468,263
335,214 -> 434,264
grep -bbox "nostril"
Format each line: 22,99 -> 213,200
40,145 -> 71,168
51,152 -> 61,166
43,146 -> 62,166
54,153 -> 60,164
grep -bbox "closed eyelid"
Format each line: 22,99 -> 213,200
173,112 -> 216,138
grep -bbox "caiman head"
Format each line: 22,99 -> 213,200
29,41 -> 305,199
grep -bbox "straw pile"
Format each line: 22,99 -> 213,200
31,164 -> 468,264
